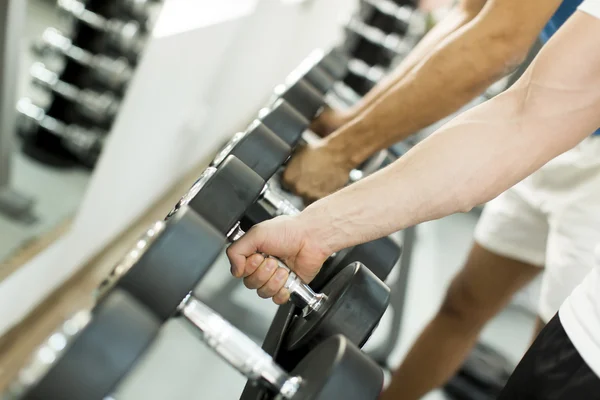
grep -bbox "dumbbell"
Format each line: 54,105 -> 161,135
168,155 -> 390,351
343,21 -> 403,68
94,207 -> 374,398
34,28 -> 133,92
269,49 -> 349,120
210,116 -> 399,286
58,0 -> 144,59
358,0 -> 412,36
343,59 -> 385,96
30,62 -> 120,126
175,304 -> 383,399
97,219 -> 381,399
105,222 -> 382,400
17,98 -> 104,168
82,0 -> 152,24
7,289 -> 159,399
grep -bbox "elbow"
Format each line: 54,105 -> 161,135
456,195 -> 477,215
485,40 -> 531,82
479,22 -> 537,82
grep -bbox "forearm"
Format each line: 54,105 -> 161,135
348,6 -> 475,116
327,1 -> 558,167
303,12 -> 600,252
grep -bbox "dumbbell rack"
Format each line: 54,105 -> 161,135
16,0 -> 162,169
334,0 -> 424,104
196,1 -> 425,380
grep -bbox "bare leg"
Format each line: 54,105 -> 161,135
381,243 -> 541,400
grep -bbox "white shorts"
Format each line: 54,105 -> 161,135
475,136 -> 600,323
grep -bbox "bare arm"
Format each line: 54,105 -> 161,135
327,0 -> 561,167
227,9 -> 600,294
347,0 -> 486,116
307,10 -> 600,252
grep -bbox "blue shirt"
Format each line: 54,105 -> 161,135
540,0 -> 584,42
541,0 -> 600,135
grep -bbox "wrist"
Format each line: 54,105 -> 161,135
296,201 -> 348,255
325,119 -> 376,168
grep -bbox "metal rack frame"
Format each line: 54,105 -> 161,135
0,0 -> 34,222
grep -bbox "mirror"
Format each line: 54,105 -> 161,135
0,0 -> 162,278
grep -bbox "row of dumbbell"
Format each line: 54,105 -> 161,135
6,48 -> 401,400
57,0 -> 156,65
15,0 -> 161,168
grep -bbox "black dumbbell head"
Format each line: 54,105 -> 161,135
22,290 -> 160,400
258,98 -> 309,148
291,49 -> 336,94
285,262 -> 390,352
313,237 -> 401,290
319,48 -> 349,81
176,156 -> 265,235
103,207 -> 226,321
291,334 -> 383,400
212,120 -> 291,181
274,78 -> 324,119
343,24 -> 396,68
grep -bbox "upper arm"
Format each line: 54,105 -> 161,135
464,0 -> 562,65
458,0 -> 487,16
506,8 -> 600,152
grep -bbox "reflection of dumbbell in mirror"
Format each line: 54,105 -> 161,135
209,117 -> 400,286
30,62 -> 120,127
17,98 -> 105,168
342,59 -> 386,96
343,20 -> 408,68
7,289 -> 159,400
58,0 -> 144,60
82,0 -> 153,26
168,156 -> 390,350
358,0 -> 412,36
34,28 -> 133,92
95,215 -> 382,399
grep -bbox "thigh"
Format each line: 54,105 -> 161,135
443,243 -> 541,321
539,166 -> 600,322
498,315 -> 600,400
475,177 -> 549,267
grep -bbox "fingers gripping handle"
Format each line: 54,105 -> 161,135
275,258 -> 326,311
229,224 -> 325,312
179,296 -> 300,398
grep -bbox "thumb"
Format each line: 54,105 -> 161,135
226,228 -> 264,278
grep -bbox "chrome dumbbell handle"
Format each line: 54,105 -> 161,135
30,62 -> 78,103
58,0 -> 104,31
178,296 -> 301,398
17,98 -> 104,161
258,187 -> 301,217
39,28 -> 133,90
30,63 -> 120,123
228,223 -> 326,313
59,0 -> 143,57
